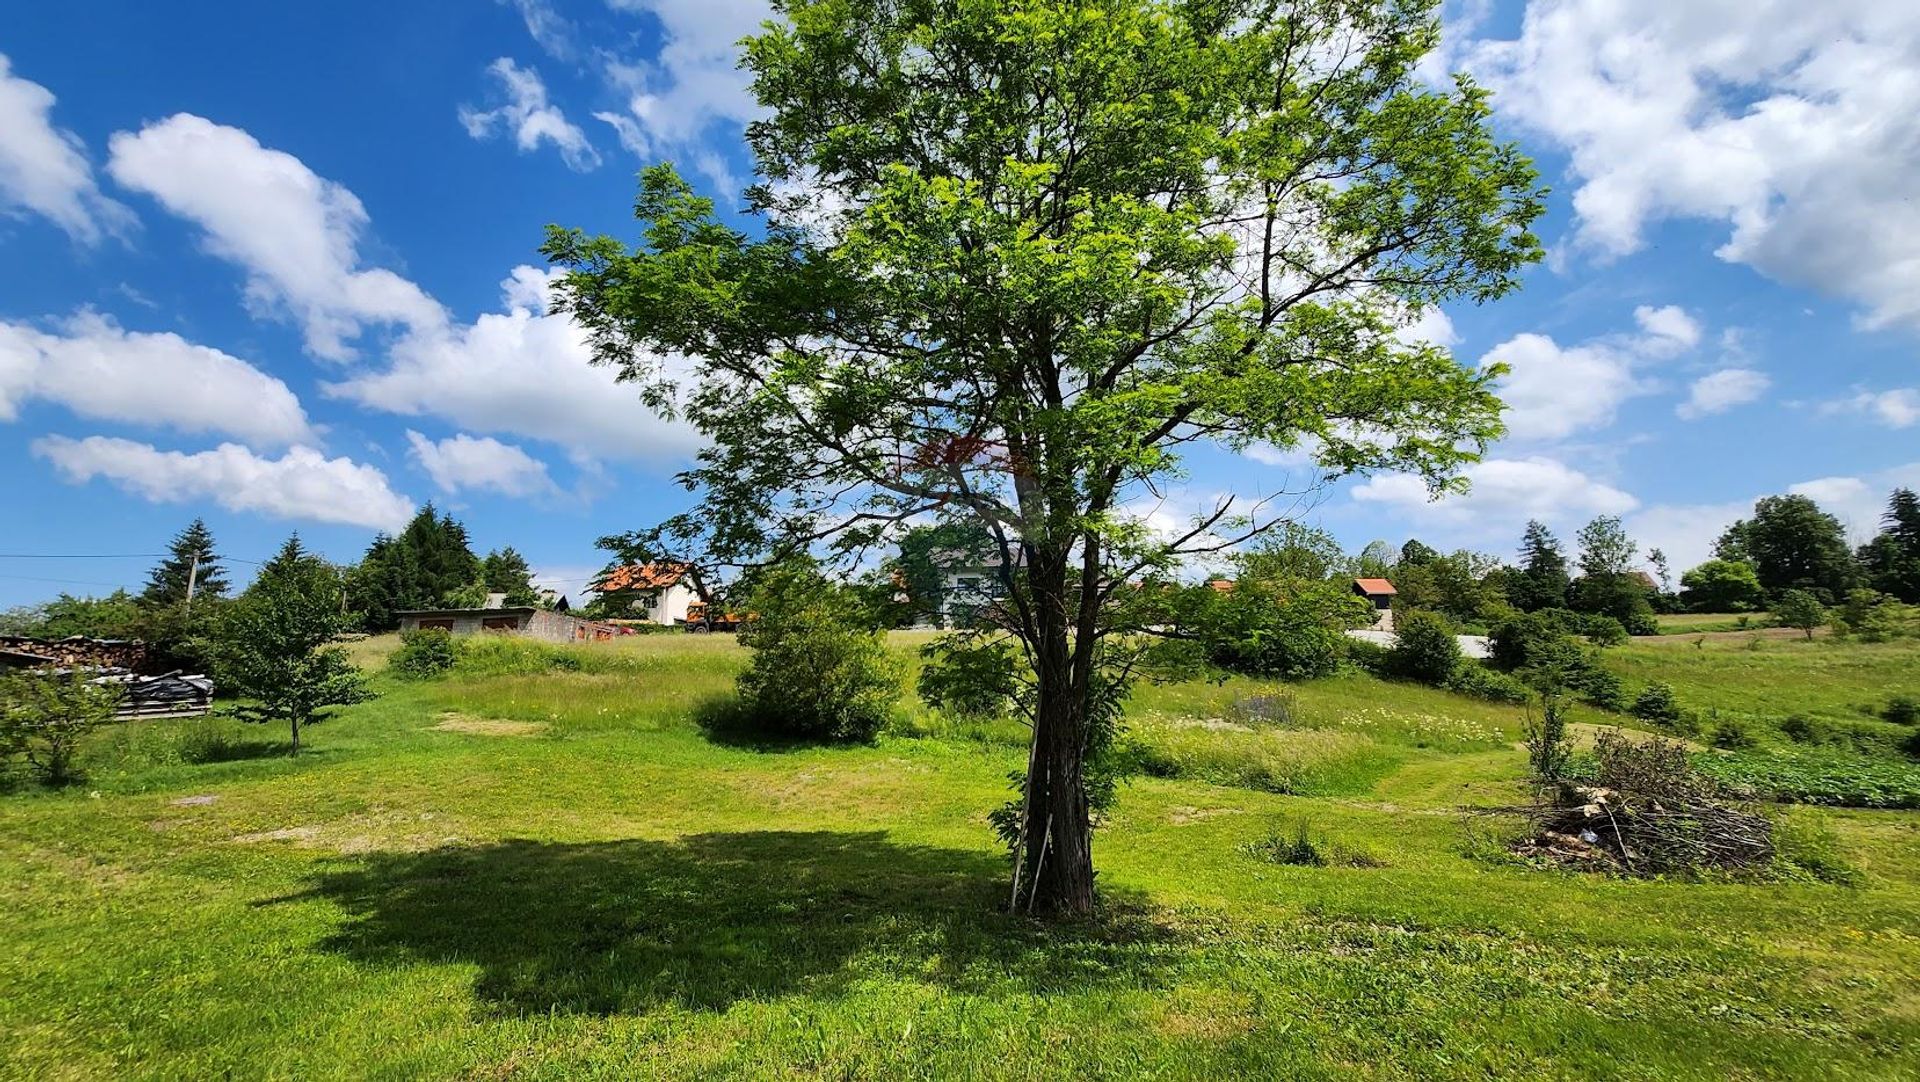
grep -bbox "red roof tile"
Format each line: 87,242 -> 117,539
595,562 -> 690,592
1353,578 -> 1397,595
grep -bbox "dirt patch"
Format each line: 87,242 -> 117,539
169,794 -> 218,807
1167,805 -> 1246,825
230,826 -> 322,845
430,713 -> 548,736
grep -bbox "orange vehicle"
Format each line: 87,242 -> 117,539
683,600 -> 746,632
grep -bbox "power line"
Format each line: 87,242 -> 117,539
0,553 -> 167,559
0,573 -> 133,589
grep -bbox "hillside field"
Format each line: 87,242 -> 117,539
2,630 -> 1918,1080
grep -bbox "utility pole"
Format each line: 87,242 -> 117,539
185,553 -> 200,609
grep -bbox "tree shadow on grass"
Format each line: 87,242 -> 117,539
298,830 -> 1169,1016
689,693 -> 870,753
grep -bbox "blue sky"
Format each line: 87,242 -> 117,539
1,0 -> 1916,607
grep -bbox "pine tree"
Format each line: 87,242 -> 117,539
1863,488 -> 1920,602
142,519 -> 228,607
343,505 -> 484,630
1510,519 -> 1569,612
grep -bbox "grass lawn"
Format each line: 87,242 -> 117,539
3,633 -> 1919,1079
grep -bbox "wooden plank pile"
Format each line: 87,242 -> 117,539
90,671 -> 215,720
0,636 -> 211,720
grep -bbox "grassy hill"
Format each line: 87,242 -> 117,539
2,632 -> 1917,1079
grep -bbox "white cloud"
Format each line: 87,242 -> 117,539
1468,1 -> 1920,333
106,114 -> 445,361
0,54 -> 134,243
1481,333 -> 1644,441
0,312 -> 314,447
328,265 -> 703,461
405,429 -> 557,497
1623,500 -> 1750,576
32,435 -> 413,531
1676,367 -> 1769,420
1479,305 -> 1704,440
594,0 -> 773,187
459,58 -> 599,172
1633,304 -> 1701,354
507,0 -> 577,60
1351,456 -> 1638,542
1820,387 -> 1920,429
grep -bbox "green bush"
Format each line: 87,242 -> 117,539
1193,580 -> 1363,680
1388,610 -> 1461,685
916,638 -> 1018,719
1630,682 -> 1682,728
733,560 -> 902,742
388,628 -> 462,680
1443,661 -> 1529,704
1709,715 -> 1759,750
1342,636 -> 1391,676
1883,694 -> 1918,726
0,670 -> 122,785
1571,666 -> 1626,712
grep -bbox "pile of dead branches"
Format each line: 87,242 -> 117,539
1510,729 -> 1773,876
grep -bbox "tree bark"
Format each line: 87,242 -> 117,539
1017,551 -> 1096,916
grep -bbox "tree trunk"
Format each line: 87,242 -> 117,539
290,714 -> 301,755
1017,555 -> 1096,916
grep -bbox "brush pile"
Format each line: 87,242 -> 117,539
1513,729 -> 1773,875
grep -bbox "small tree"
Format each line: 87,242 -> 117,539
734,559 -> 901,742
1389,609 -> 1463,685
1519,639 -> 1582,782
0,670 -> 122,785
209,536 -> 372,753
1773,589 -> 1826,641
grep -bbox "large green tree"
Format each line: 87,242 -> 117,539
545,0 -> 1542,913
1715,494 -> 1858,602
1569,515 -> 1655,633
141,518 -> 229,607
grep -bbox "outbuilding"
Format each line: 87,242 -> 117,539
395,607 -> 617,643
1352,577 -> 1397,630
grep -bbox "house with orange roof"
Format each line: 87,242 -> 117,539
592,562 -> 701,626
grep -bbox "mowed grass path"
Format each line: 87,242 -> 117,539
2,634 -> 1918,1079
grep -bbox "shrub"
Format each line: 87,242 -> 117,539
1883,694 -> 1918,726
1444,661 -> 1530,704
388,628 -> 461,680
1710,716 -> 1758,750
1571,666 -> 1626,712
1388,610 -> 1461,685
1779,714 -> 1819,744
1192,580 -> 1363,680
1630,682 -> 1681,728
0,670 -> 122,785
734,560 -> 902,742
1342,636 -> 1391,676
1772,589 -> 1826,641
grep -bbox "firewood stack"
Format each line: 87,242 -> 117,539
0,635 -> 150,672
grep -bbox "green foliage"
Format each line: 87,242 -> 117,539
1769,811 -> 1862,886
1679,559 -> 1766,613
1831,588 -> 1902,642
1884,694 -> 1918,726
1630,682 -> 1682,728
1700,749 -> 1920,809
388,629 -> 462,681
1508,519 -> 1569,612
1716,495 -> 1858,602
916,637 -> 1019,720
543,0 -> 1544,912
1390,548 -> 1503,626
208,536 -> 373,752
733,560 -> 901,742
0,669 -> 122,785
1709,716 -> 1759,750
1193,580 -> 1366,681
1388,610 -> 1461,685
1519,639 -> 1585,780
1772,589 -> 1826,640
345,505 -> 485,631
142,518 -> 228,607
1442,660 -> 1529,704
22,590 -> 144,639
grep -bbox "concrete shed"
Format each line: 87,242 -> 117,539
395,607 -> 617,643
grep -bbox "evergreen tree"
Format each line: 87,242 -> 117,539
1862,488 -> 1920,602
343,505 -> 484,630
481,547 -> 540,605
1509,519 -> 1569,612
141,519 -> 228,607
